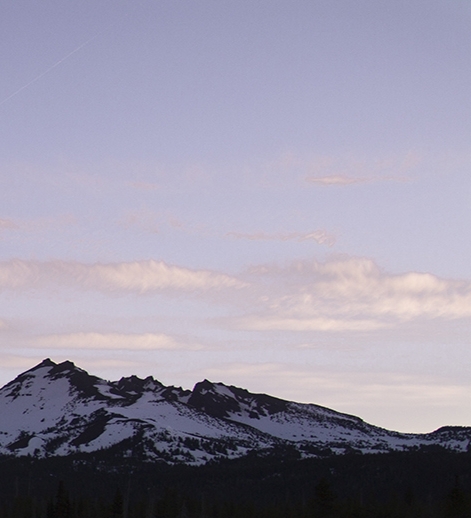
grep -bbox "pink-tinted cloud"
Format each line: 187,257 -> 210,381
306,175 -> 372,186
200,361 -> 470,432
0,215 -> 76,238
226,230 -> 335,246
237,256 -> 471,331
0,219 -> 19,231
120,209 -> 160,234
128,181 -> 159,191
0,259 -> 247,293
305,174 -> 407,186
2,256 -> 470,334
34,332 -> 205,351
268,151 -> 418,187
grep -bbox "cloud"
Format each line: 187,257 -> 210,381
34,332 -> 204,351
127,181 -> 159,191
202,362 -> 456,401
0,218 -> 19,231
0,215 -> 76,238
119,209 -> 188,235
200,362 -> 471,432
201,362 -> 432,405
306,175 -> 373,186
0,355 -> 148,388
237,257 -> 471,331
226,230 -> 336,246
239,316 -> 386,332
2,256 -> 470,334
120,209 -> 160,234
268,151 -> 417,187
0,355 -> 48,371
0,259 -> 247,293
83,261 -> 246,292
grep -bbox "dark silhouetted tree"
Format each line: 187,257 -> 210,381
313,477 -> 336,517
109,488 -> 124,518
52,481 -> 71,518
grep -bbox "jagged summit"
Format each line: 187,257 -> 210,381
35,358 -> 56,368
0,359 -> 470,465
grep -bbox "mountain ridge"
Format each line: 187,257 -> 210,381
0,359 -> 470,464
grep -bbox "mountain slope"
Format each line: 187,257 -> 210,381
0,359 -> 470,464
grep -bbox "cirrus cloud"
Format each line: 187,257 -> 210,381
2,256 -> 471,334
34,332 -> 204,351
0,259 -> 247,294
226,230 -> 335,246
237,257 -> 471,331
306,175 -> 374,186
0,218 -> 19,231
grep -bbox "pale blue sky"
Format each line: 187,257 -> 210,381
1,0 -> 471,432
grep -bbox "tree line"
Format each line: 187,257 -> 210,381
1,447 -> 471,517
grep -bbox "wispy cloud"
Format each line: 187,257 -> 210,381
127,181 -> 159,191
239,316 -> 385,332
200,362 -> 470,432
306,175 -> 374,186
2,256 -> 470,335
226,230 -> 335,246
0,215 -> 76,237
119,209 -> 188,235
120,209 -> 160,234
265,151 -> 417,187
0,355 -> 147,381
0,259 -> 247,293
0,218 -> 19,231
34,332 -> 204,351
236,257 -> 471,332
305,153 -> 420,187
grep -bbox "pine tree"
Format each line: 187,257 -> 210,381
109,489 -> 124,518
53,481 -> 71,518
313,478 -> 336,517
444,476 -> 468,518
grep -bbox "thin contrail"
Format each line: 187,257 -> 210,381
0,4 -> 134,108
2,39 -> 97,107
0,34 -> 102,107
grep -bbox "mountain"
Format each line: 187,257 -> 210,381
0,359 -> 470,464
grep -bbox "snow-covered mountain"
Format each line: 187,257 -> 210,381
0,359 -> 470,464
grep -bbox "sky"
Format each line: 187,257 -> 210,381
1,0 -> 471,433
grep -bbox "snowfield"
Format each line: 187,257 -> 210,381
0,359 -> 469,464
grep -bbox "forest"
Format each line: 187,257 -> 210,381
1,446 -> 471,517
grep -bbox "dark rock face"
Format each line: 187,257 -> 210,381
1,359 -> 471,465
188,380 -> 241,419
188,380 -> 288,420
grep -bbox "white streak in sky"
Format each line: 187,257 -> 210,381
0,36 -> 99,107
34,332 -> 205,351
0,259 -> 247,293
0,8 -> 132,107
226,230 -> 336,246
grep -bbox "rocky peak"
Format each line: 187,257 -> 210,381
2,359 -> 471,464
188,380 -> 241,419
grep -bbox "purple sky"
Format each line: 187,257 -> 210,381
1,0 -> 471,432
